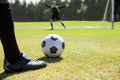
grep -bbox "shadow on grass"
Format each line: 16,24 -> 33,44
0,72 -> 16,80
38,56 -> 63,63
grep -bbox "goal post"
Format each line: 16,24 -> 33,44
111,0 -> 115,29
103,0 -> 114,29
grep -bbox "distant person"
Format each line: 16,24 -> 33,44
45,1 -> 69,30
0,0 -> 47,73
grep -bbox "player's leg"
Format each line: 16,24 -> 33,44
0,3 -> 47,73
0,3 -> 22,63
56,15 -> 66,29
50,15 -> 56,30
60,20 -> 66,29
50,19 -> 54,30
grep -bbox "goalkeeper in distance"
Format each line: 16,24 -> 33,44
45,1 -> 69,30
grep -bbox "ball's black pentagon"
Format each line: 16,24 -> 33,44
41,41 -> 46,48
50,46 -> 58,54
50,36 -> 58,41
62,42 -> 65,49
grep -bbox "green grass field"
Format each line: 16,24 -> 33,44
0,21 -> 120,80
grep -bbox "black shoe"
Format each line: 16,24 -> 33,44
50,28 -> 53,30
4,53 -> 47,73
63,25 -> 66,29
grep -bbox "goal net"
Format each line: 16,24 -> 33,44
60,0 -> 114,29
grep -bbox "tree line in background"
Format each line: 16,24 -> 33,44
11,0 -> 113,22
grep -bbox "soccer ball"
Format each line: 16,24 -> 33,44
41,34 -> 65,58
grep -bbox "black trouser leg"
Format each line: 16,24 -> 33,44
0,4 -> 22,64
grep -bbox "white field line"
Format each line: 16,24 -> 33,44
15,26 -> 111,30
